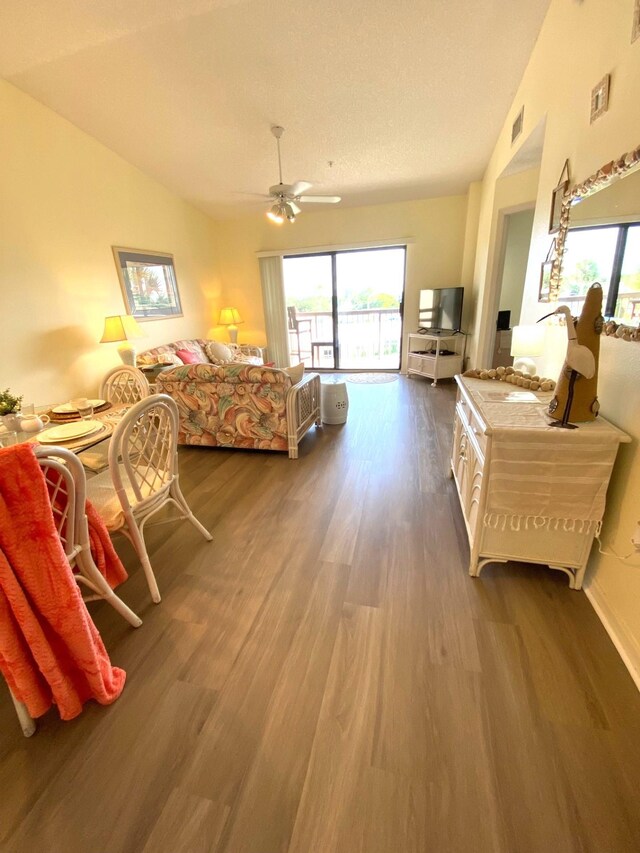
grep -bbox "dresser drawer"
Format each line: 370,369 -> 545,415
456,394 -> 487,456
467,409 -> 487,456
456,391 -> 471,425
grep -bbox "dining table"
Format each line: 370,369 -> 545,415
2,403 -> 130,456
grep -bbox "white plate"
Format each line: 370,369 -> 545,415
38,420 -> 104,443
52,398 -> 106,414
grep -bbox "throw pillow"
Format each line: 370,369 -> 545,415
176,349 -> 206,365
234,354 -> 263,366
285,362 -> 305,384
205,341 -> 234,364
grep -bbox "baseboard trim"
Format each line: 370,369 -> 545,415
584,579 -> 640,693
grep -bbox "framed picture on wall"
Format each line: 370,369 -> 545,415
590,74 -> 611,123
548,160 -> 570,234
112,247 -> 183,321
539,260 -> 553,303
539,239 -> 556,303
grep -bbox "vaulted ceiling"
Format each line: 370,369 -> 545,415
1,0 -> 551,218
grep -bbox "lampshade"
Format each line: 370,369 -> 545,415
510,324 -> 545,375
100,314 -> 143,343
218,307 -> 243,327
218,307 -> 243,343
100,315 -> 144,366
266,200 -> 296,223
510,324 -> 545,357
267,204 -> 285,224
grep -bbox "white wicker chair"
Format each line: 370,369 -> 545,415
100,366 -> 150,405
8,446 -> 142,737
86,394 -> 212,604
81,366 -> 151,473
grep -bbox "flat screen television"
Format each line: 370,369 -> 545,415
418,287 -> 464,334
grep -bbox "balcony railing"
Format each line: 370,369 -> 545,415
289,307 -> 401,369
556,290 -> 640,322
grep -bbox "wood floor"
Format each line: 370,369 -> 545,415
2,376 -> 640,852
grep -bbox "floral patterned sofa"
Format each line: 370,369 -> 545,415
136,338 -> 262,367
135,340 -> 321,459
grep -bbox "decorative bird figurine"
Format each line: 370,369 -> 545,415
538,283 -> 602,429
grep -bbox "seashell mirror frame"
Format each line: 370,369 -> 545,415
550,143 -> 640,343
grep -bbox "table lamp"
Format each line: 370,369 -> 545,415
100,314 -> 144,365
510,324 -> 545,375
218,307 -> 243,343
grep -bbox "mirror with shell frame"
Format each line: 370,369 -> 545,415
551,144 -> 640,341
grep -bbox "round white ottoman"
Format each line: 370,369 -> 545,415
321,378 -> 349,424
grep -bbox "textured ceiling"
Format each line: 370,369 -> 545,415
1,0 -> 551,218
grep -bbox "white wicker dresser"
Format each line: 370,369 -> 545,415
450,375 -> 630,589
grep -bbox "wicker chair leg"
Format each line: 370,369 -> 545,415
10,689 -> 36,737
170,480 -> 213,541
123,512 -> 162,604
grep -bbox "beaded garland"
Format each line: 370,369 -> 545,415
463,365 -> 556,391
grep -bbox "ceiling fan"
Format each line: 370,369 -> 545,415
263,126 -> 341,223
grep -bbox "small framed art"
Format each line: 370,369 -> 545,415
548,160 -> 570,234
113,247 -> 183,321
539,240 -> 556,303
632,0 -> 640,43
539,261 -> 554,303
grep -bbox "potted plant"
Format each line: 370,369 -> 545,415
0,388 -> 23,431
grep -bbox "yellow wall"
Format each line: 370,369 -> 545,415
0,79 -> 221,407
471,0 -> 640,679
212,194 -> 472,368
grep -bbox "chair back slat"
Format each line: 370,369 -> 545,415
108,394 -> 178,510
100,366 -> 150,405
287,306 -> 297,331
34,448 -> 89,560
39,460 -> 75,557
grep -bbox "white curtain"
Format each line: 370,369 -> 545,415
259,255 -> 290,367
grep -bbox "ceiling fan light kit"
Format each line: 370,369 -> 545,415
267,204 -> 285,224
263,126 -> 341,224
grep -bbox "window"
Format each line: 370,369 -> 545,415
559,223 -> 640,322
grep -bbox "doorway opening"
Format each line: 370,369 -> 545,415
475,117 -> 545,370
283,246 -> 406,370
492,207 -> 535,368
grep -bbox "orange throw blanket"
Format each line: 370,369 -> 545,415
87,501 -> 128,590
0,444 -> 125,720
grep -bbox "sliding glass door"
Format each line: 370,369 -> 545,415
335,247 -> 405,369
283,246 -> 405,370
283,253 -> 335,368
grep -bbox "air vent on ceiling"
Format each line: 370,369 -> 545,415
511,106 -> 524,144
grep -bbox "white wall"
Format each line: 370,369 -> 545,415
470,167 -> 541,366
498,208 -> 535,324
470,0 -> 640,683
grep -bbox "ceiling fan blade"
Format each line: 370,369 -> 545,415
288,200 -> 301,215
298,195 -> 342,204
289,181 -> 313,197
233,191 -> 272,200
